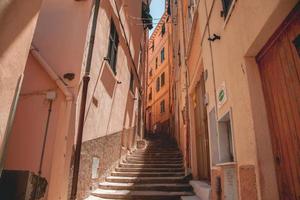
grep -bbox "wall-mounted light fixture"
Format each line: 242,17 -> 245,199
63,73 -> 75,81
208,34 -> 221,42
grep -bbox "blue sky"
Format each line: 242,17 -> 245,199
149,0 -> 165,36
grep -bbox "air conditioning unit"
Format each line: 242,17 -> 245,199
0,170 -> 47,200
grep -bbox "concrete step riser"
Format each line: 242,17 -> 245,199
119,163 -> 183,168
124,160 -> 183,164
126,159 -> 183,163
99,185 -> 192,192
111,172 -> 185,177
92,193 -> 184,200
129,155 -> 182,158
129,155 -> 182,159
134,151 -> 180,154
106,178 -> 189,184
115,168 -> 185,173
127,157 -> 183,161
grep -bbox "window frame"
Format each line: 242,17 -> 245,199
161,23 -> 166,37
161,72 -> 165,87
148,87 -> 152,101
156,76 -> 160,92
160,48 -> 165,63
160,100 -> 165,113
129,70 -> 134,92
107,20 -> 119,74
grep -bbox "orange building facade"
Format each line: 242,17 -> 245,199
145,12 -> 173,135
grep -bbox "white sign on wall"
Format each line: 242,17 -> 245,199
92,157 -> 100,179
217,82 -> 227,108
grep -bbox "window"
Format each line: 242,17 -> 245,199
149,88 -> 152,100
218,111 -> 235,163
160,100 -> 165,113
149,68 -> 153,77
221,0 -> 233,19
161,72 -> 165,87
293,35 -> 300,56
151,41 -> 155,52
161,23 -> 166,37
155,57 -> 158,68
156,77 -> 160,92
161,48 -> 165,63
107,20 -> 119,74
178,44 -> 181,66
130,70 -> 134,92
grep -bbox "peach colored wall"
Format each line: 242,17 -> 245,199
186,14 -> 205,179
197,0 -> 298,199
82,0 -> 146,142
146,13 -> 172,131
5,54 -> 65,199
0,0 -> 42,165
3,0 -> 93,199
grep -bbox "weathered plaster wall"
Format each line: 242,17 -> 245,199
82,0 -> 145,142
146,13 -> 172,132
76,131 -> 126,200
0,0 -> 42,164
3,0 -> 93,199
198,0 -> 299,199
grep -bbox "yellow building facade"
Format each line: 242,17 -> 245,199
146,12 -> 173,135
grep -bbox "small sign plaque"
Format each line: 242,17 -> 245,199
92,157 -> 100,179
217,82 -> 227,108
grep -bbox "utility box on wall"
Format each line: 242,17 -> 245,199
0,170 -> 47,200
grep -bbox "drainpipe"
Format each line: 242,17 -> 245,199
31,47 -> 73,101
30,47 -> 74,199
33,92 -> 56,200
0,74 -> 24,177
179,0 -> 191,171
70,0 -> 100,199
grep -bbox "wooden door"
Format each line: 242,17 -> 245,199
257,4 -> 300,200
194,75 -> 211,180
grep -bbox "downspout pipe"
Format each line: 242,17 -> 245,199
30,46 -> 73,102
179,0 -> 191,170
70,0 -> 100,199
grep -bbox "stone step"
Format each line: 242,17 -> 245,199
189,181 -> 211,200
134,150 -> 180,154
106,176 -> 189,184
115,167 -> 185,173
131,153 -> 182,157
119,162 -> 183,168
136,149 -> 179,152
126,156 -> 183,162
90,189 -> 194,199
99,182 -> 193,191
181,196 -> 202,200
129,154 -> 182,159
111,171 -> 185,177
123,159 -> 183,164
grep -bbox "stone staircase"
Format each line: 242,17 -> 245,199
85,135 -> 194,199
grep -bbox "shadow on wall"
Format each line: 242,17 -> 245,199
0,0 -> 42,57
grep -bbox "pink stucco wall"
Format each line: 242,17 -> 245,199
0,0 -> 43,165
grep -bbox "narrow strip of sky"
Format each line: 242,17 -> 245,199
149,0 -> 165,36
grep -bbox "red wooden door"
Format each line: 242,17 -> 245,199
257,4 -> 300,200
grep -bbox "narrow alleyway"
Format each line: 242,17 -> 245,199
86,134 -> 194,199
